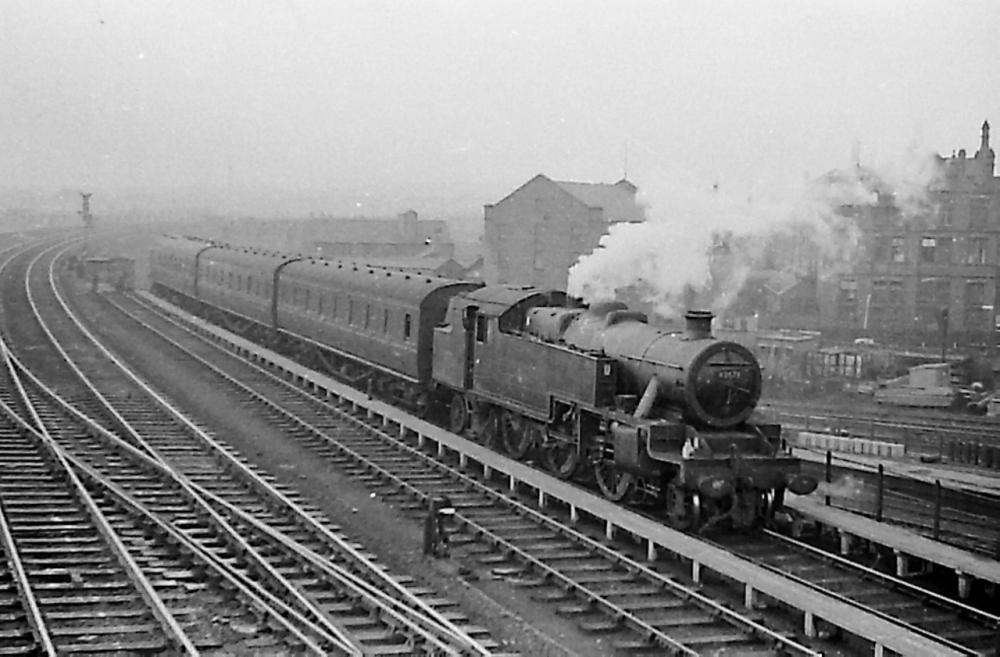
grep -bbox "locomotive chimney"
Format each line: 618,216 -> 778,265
684,310 -> 714,340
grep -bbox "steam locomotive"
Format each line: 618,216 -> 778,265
150,236 -> 816,530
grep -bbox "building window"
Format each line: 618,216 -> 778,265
965,279 -> 989,336
838,279 -> 857,302
938,237 -> 953,264
890,237 -> 905,263
872,237 -> 888,262
920,237 -> 936,263
965,280 -> 986,305
970,197 -> 989,228
965,237 -> 988,265
939,197 -> 954,226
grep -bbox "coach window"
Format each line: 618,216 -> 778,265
404,313 -> 412,341
475,315 -> 488,343
383,308 -> 390,333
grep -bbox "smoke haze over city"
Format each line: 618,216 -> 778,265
2,1 -> 998,223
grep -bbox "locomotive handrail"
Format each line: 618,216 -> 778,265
616,352 -> 685,370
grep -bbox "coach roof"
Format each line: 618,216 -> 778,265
463,285 -> 568,318
281,257 -> 479,303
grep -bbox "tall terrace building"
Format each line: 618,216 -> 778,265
831,121 -> 1000,348
483,174 -> 645,289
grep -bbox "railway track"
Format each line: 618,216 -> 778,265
90,262 -> 983,654
5,233 -> 987,655
759,398 -> 1000,555
714,530 -> 1000,656
0,347 -> 324,655
764,399 -> 1000,451
118,285 -> 1000,656
99,280 -> 821,655
0,238 -> 503,656
803,459 -> 1000,556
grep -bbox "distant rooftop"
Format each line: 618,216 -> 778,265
553,178 -> 645,222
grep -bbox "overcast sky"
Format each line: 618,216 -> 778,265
3,1 -> 998,209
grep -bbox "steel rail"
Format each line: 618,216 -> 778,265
23,241 -> 370,656
746,551 -> 980,655
0,483 -> 56,656
41,244 -> 481,657
761,529 -> 1000,629
89,297 -> 491,654
778,408 -> 997,443
0,240 -> 64,656
0,387 -> 338,655
11,348 -> 466,657
38,240 -> 482,656
0,336 -> 200,655
125,290 -> 823,657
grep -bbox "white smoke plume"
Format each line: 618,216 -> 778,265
567,152 -> 944,320
815,472 -> 870,502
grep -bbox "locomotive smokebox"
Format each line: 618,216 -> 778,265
684,310 -> 714,340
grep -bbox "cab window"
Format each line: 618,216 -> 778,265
475,315 -> 488,343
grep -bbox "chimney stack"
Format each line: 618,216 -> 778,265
684,310 -> 714,340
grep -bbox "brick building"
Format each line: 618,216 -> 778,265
831,121 -> 1000,348
482,174 -> 645,289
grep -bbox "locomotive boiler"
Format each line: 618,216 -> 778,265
524,302 -> 817,530
529,303 -> 760,427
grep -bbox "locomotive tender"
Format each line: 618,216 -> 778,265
151,235 -> 816,530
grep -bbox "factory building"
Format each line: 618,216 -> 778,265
482,174 -> 645,289
832,121 -> 1000,348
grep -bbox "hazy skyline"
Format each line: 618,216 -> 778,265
3,1 -> 999,213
